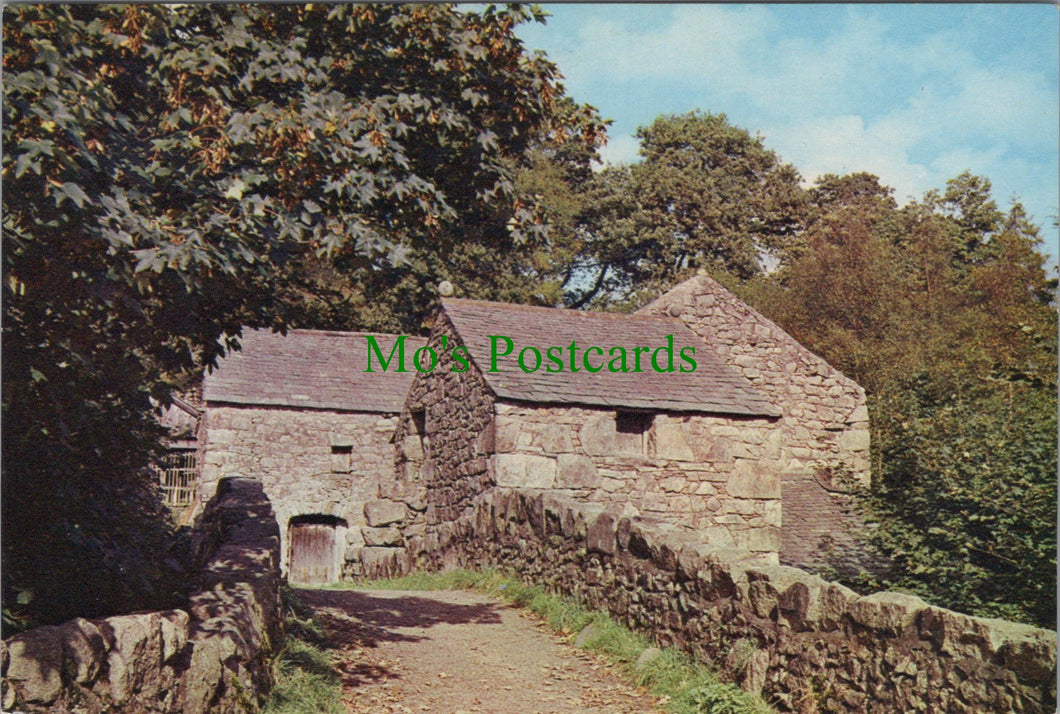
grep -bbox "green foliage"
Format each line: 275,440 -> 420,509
265,638 -> 344,714
631,112 -> 809,279
685,683 -> 773,714
859,375 -> 1057,626
1,3 -> 601,629
742,170 -> 1057,627
573,612 -> 650,666
341,567 -> 504,592
347,569 -> 774,713
555,111 -> 810,308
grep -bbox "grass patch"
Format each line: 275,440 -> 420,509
335,570 -> 772,714
264,588 -> 344,714
336,568 -> 506,593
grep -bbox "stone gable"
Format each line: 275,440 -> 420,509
392,310 -> 497,531
637,274 -> 872,570
198,327 -> 427,580
200,406 -> 399,577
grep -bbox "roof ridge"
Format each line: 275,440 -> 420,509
442,298 -> 684,323
240,327 -> 426,340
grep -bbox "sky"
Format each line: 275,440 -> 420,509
516,3 -> 1059,265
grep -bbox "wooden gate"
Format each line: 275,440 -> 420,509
288,521 -> 338,584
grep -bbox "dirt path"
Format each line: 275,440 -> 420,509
297,588 -> 665,714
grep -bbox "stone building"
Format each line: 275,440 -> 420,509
198,328 -> 424,582
377,280 -> 871,574
637,274 -> 871,569
189,275 -> 871,579
382,296 -> 799,568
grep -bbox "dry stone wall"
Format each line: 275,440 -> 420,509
494,403 -> 784,554
1,478 -> 283,713
200,405 -> 397,575
403,488 -> 1055,713
638,275 -> 872,568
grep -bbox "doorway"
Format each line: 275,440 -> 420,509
288,515 -> 346,584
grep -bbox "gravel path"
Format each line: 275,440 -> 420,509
297,588 -> 665,714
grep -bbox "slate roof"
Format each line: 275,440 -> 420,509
441,299 -> 778,417
780,474 -> 873,575
203,328 -> 424,412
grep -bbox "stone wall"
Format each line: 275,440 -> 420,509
400,488 -> 1056,713
200,405 -> 398,576
1,478 -> 283,713
638,275 -> 872,569
392,311 -> 496,522
360,311 -> 496,574
493,403 -> 784,554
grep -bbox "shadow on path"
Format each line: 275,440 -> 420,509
295,589 -> 505,690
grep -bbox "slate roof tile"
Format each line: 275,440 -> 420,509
441,299 -> 778,417
203,328 -> 424,412
779,475 -> 861,568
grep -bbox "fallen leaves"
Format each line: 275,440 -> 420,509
299,588 -> 662,713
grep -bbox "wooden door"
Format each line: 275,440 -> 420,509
288,522 -> 337,584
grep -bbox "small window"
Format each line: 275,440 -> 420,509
411,409 -> 426,435
411,408 -> 428,456
330,444 -> 353,473
157,448 -> 198,507
616,411 -> 653,454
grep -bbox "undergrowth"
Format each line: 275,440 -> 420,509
332,569 -> 772,714
264,587 -> 344,714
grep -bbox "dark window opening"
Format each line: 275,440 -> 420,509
411,409 -> 426,438
411,408 -> 428,456
330,444 -> 353,473
616,411 -> 654,454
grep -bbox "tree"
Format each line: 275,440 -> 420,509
632,112 -> 810,279
2,3 -> 601,628
866,373 -> 1056,627
557,111 -> 810,308
924,171 -> 1004,266
741,171 -> 1057,626
742,173 -> 918,392
808,171 -> 898,214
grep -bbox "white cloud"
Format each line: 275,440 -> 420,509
575,5 -> 777,82
598,133 -> 640,166
762,115 -> 933,204
525,5 -> 1057,256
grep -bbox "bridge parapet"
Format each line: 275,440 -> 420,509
370,487 -> 1056,713
2,477 -> 282,713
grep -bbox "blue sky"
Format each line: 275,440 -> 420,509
516,3 -> 1059,264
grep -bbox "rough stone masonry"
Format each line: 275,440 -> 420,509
1,478 -> 283,713
395,488 -> 1057,714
